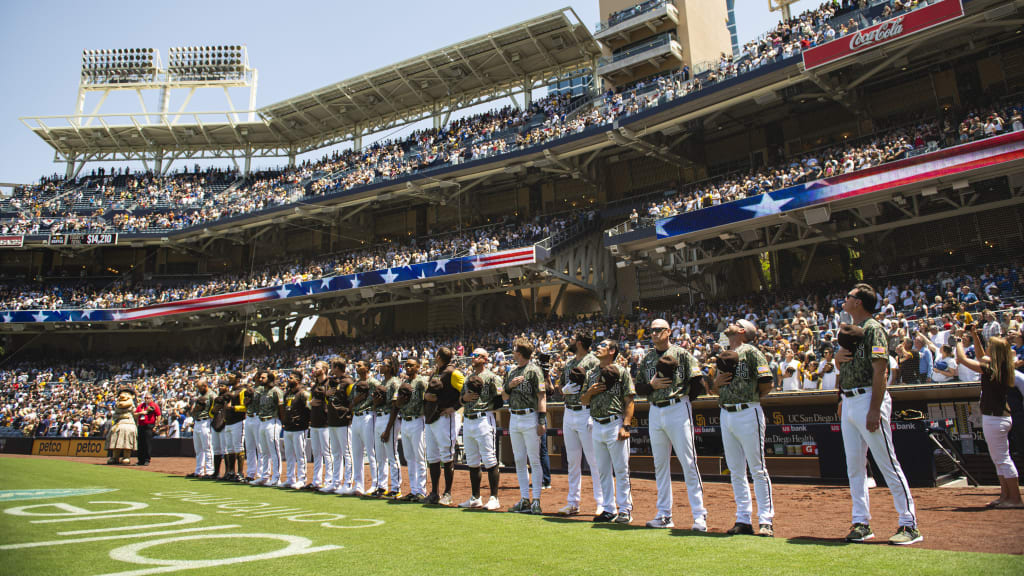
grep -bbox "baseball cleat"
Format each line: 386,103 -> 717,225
726,523 -> 754,535
612,512 -> 632,524
289,482 -> 304,490
645,516 -> 674,529
508,498 -> 531,513
758,524 -> 774,537
557,504 -> 580,516
484,496 -> 501,511
888,526 -> 923,546
274,481 -> 289,488
402,493 -> 423,503
692,515 -> 708,532
529,500 -> 543,515
318,485 -> 336,493
459,497 -> 483,509
371,488 -> 386,497
439,493 -> 453,506
542,484 -> 552,491
424,493 -> 440,505
185,473 -> 198,478
846,523 -> 874,542
593,511 -> 616,523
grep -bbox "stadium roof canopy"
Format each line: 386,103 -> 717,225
22,7 -> 599,171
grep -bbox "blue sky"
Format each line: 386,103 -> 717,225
0,0 -> 822,185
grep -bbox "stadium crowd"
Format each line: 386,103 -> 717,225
4,261 -> 1022,440
0,211 -> 587,311
0,0 -> 944,237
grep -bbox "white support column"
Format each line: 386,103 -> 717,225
353,128 -> 362,152
244,146 -> 252,176
288,148 -> 297,169
522,79 -> 532,108
248,69 -> 258,122
154,150 -> 163,175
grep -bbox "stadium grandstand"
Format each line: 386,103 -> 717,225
2,0 -> 1024,493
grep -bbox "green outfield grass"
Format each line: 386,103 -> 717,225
0,458 -> 1021,576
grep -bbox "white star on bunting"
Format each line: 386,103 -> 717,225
740,193 -> 793,218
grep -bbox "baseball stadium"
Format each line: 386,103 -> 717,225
1,0 -> 1024,574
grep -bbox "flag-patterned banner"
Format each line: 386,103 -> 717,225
1,246 -> 537,324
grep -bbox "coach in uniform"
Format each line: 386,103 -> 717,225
457,348 -> 503,511
373,356 -> 403,498
713,319 -> 775,537
325,357 -> 354,494
254,370 -> 283,486
423,347 -> 464,506
187,377 -> 215,478
837,283 -> 922,545
503,337 -> 547,515
581,339 -> 635,524
282,369 -> 311,490
386,358 -> 428,502
636,318 -> 707,530
308,361 -> 333,490
243,371 -> 265,482
349,360 -> 379,496
554,332 -> 602,517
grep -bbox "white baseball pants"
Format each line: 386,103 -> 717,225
327,425 -> 351,491
192,419 -> 213,476
244,415 -> 261,475
257,418 -> 281,484
650,399 -> 706,521
721,403 -> 774,525
591,416 -> 632,515
463,412 -> 498,469
841,390 -> 917,527
509,412 -> 543,501
350,413 -> 378,493
562,407 -> 602,509
426,413 -> 456,464
309,426 -> 332,487
225,420 -> 245,453
283,429 -> 308,486
400,417 -> 427,497
211,427 -> 227,456
374,415 -> 402,492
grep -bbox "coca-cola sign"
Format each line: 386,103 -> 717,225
803,0 -> 964,71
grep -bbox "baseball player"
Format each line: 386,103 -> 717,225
502,337 -> 547,515
348,360 -> 379,496
553,332 -> 602,516
423,347 -> 464,506
326,357 -> 355,495
186,377 -> 215,478
457,348 -> 503,511
253,370 -> 283,486
223,372 -> 249,482
282,369 -> 311,490
308,361 -> 333,490
385,358 -> 428,501
209,380 -> 231,479
636,318 -> 707,530
837,283 -> 922,545
712,319 -> 775,537
581,339 -> 636,524
243,371 -> 265,482
373,356 -> 403,498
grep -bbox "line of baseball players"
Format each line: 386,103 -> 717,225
185,282 -> 923,544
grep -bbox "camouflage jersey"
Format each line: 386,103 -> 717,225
635,345 -> 701,402
583,364 -> 635,419
560,353 -> 599,408
191,389 -> 216,421
259,386 -> 284,419
462,370 -> 503,416
246,384 -> 266,416
396,375 -> 429,419
505,363 -> 546,411
383,376 -> 402,410
717,343 -> 772,406
839,317 -> 889,391
352,378 -> 380,415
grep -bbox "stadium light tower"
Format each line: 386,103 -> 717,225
768,0 -> 798,22
76,44 -> 257,126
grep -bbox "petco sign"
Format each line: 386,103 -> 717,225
802,0 -> 963,71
